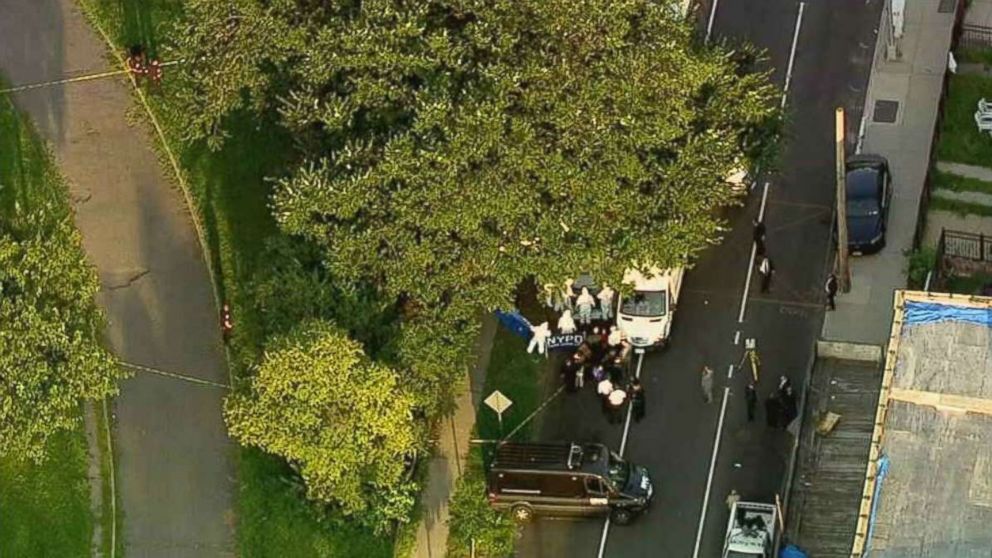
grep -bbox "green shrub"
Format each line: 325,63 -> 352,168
446,449 -> 516,558
906,246 -> 937,289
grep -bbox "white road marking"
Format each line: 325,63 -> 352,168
781,2 -> 806,108
737,181 -> 770,323
692,386 -> 731,558
705,0 -> 720,44
726,364 -> 734,380
596,352 -> 646,558
734,330 -> 741,345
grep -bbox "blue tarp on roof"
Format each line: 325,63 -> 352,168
779,544 -> 808,558
904,301 -> 992,329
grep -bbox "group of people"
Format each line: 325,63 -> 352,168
558,325 -> 645,424
755,217 -> 844,310
126,45 -> 163,86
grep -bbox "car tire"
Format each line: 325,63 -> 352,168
610,507 -> 634,526
510,504 -> 534,524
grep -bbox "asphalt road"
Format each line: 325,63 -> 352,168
0,1 -> 235,555
517,1 -> 882,556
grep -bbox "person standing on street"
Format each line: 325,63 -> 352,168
758,255 -> 774,293
753,218 -> 766,256
597,378 -> 614,417
561,356 -> 579,393
701,365 -> 714,404
825,273 -> 838,310
726,489 -> 741,512
607,388 -> 628,424
629,379 -> 646,423
745,383 -> 757,422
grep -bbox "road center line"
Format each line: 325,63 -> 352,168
596,352 -> 646,558
726,364 -> 734,380
692,386 -> 731,558
705,0 -> 721,44
737,181 -> 770,323
734,330 -> 741,345
780,2 -> 806,108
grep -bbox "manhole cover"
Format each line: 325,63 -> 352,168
873,100 -> 899,123
938,0 -> 956,13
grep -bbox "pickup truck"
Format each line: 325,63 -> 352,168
721,500 -> 777,558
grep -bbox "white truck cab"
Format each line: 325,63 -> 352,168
721,501 -> 777,558
616,266 -> 684,350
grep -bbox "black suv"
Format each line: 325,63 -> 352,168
844,154 -> 892,255
486,442 -> 654,525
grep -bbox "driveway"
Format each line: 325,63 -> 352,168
0,1 -> 235,556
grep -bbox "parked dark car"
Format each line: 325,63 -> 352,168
486,442 -> 653,525
843,154 -> 892,255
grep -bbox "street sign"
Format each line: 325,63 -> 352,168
484,390 -> 513,415
484,390 -> 513,435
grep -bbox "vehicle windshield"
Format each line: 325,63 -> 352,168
607,451 -> 631,488
621,290 -> 666,317
847,198 -> 880,218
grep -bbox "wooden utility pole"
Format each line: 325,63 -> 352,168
835,107 -> 851,292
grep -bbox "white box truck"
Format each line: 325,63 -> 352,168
616,266 -> 684,350
721,500 -> 777,558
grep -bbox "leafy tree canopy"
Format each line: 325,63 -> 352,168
0,221 -> 121,461
172,0 -> 780,446
224,319 -> 419,530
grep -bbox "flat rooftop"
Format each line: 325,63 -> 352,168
856,291 -> 992,557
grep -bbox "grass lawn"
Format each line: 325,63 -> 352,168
476,329 -> 545,444
0,426 -> 94,558
954,46 -> 992,67
930,195 -> 992,217
936,73 -> 992,167
0,90 -> 98,558
945,272 -> 992,294
76,1 -> 400,555
933,168 -> 992,195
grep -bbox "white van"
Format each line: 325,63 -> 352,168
616,266 -> 684,349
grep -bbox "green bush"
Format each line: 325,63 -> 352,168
446,449 -> 516,558
906,246 -> 937,289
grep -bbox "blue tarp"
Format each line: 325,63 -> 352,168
904,301 -> 992,329
863,454 -> 890,557
495,310 -> 533,340
779,544 -> 808,558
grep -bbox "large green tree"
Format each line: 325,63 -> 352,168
0,221 -> 121,461
224,319 -> 419,530
170,0 -> 778,405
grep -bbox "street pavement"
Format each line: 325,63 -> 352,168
0,1 -> 235,555
517,1 -> 883,556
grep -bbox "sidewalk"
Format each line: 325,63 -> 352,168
412,314 -> 496,558
823,0 -> 957,346
0,1 -> 235,556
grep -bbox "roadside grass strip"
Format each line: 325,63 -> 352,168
0,85 -> 103,558
930,196 -> 992,217
933,168 -> 992,195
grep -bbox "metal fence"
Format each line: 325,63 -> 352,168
939,228 -> 992,261
959,24 -> 992,49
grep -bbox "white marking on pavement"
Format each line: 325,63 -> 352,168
734,330 -> 741,345
780,2 -> 806,109
705,0 -> 720,44
737,182 -> 770,323
692,386 -> 731,558
596,352 -> 645,558
727,364 -> 734,380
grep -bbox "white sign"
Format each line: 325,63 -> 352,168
484,390 -> 513,415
